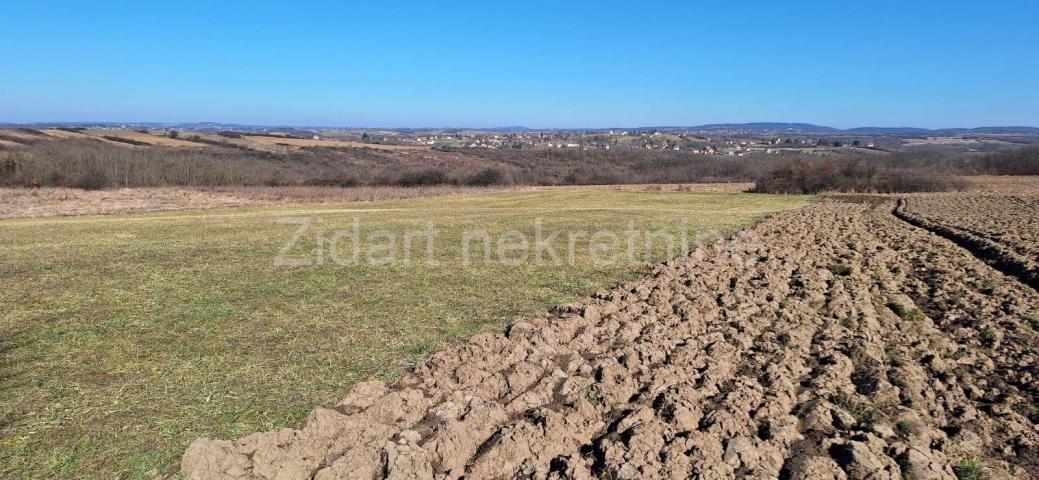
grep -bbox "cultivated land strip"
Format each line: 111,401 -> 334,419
895,195 -> 1039,291
183,199 -> 1039,479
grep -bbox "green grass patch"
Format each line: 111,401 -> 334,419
827,264 -> 852,276
833,393 -> 879,427
979,325 -> 997,346
1024,312 -> 1039,330
896,419 -> 912,439
0,189 -> 811,478
888,302 -> 925,322
954,456 -> 985,480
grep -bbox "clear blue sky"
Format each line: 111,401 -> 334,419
3,0 -> 1037,128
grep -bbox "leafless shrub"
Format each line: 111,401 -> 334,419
303,173 -> 360,188
752,157 -> 966,193
463,167 -> 507,186
971,146 -> 1039,175
460,148 -> 784,185
0,139 -> 285,188
2,135 -> 1025,191
396,168 -> 450,187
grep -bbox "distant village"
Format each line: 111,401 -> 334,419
12,121 -> 1028,157
390,129 -> 884,156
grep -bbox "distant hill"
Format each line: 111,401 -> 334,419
686,122 -> 841,133
848,126 -> 1039,135
4,121 -> 1037,135
603,123 -> 1039,134
486,126 -> 535,132
961,126 -> 1039,133
845,127 -> 935,134
680,124 -> 1039,135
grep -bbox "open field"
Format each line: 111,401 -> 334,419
0,184 -> 754,219
897,193 -> 1039,288
36,129 -> 149,148
0,189 -> 811,479
77,130 -> 209,148
0,129 -> 50,144
183,195 -> 1039,480
964,175 -> 1039,194
904,137 -> 982,145
0,186 -> 512,219
0,129 -> 423,153
30,129 -> 135,147
1,128 -> 210,149
240,135 -> 428,152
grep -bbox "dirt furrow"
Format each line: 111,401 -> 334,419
183,200 -> 1039,480
894,197 -> 1039,291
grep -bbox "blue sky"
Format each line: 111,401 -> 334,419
3,0 -> 1037,128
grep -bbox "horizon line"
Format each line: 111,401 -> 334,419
3,120 -> 1038,132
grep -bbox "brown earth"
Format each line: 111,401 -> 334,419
182,198 -> 1039,480
897,193 -> 1039,289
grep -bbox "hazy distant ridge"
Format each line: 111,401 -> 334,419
3,121 -> 1038,134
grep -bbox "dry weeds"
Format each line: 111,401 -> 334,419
0,184 -> 752,219
963,175 -> 1039,194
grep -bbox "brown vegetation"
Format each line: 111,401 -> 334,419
964,175 -> 1039,194
0,185 -> 506,219
752,157 -> 967,194
969,146 -> 1039,175
751,145 -> 1039,194
0,135 -> 780,189
2,130 -> 1037,193
83,129 -> 208,147
0,183 -> 753,219
449,148 -> 780,185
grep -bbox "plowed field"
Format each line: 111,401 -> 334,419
184,197 -> 1039,480
897,194 -> 1039,289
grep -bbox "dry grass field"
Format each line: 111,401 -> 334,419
0,129 -> 209,148
37,129 -> 87,140
0,184 -> 754,219
0,188 -> 810,479
78,130 -> 208,148
0,129 -> 49,143
964,175 -> 1039,194
241,135 -> 428,152
0,186 -> 525,219
42,129 -> 139,148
